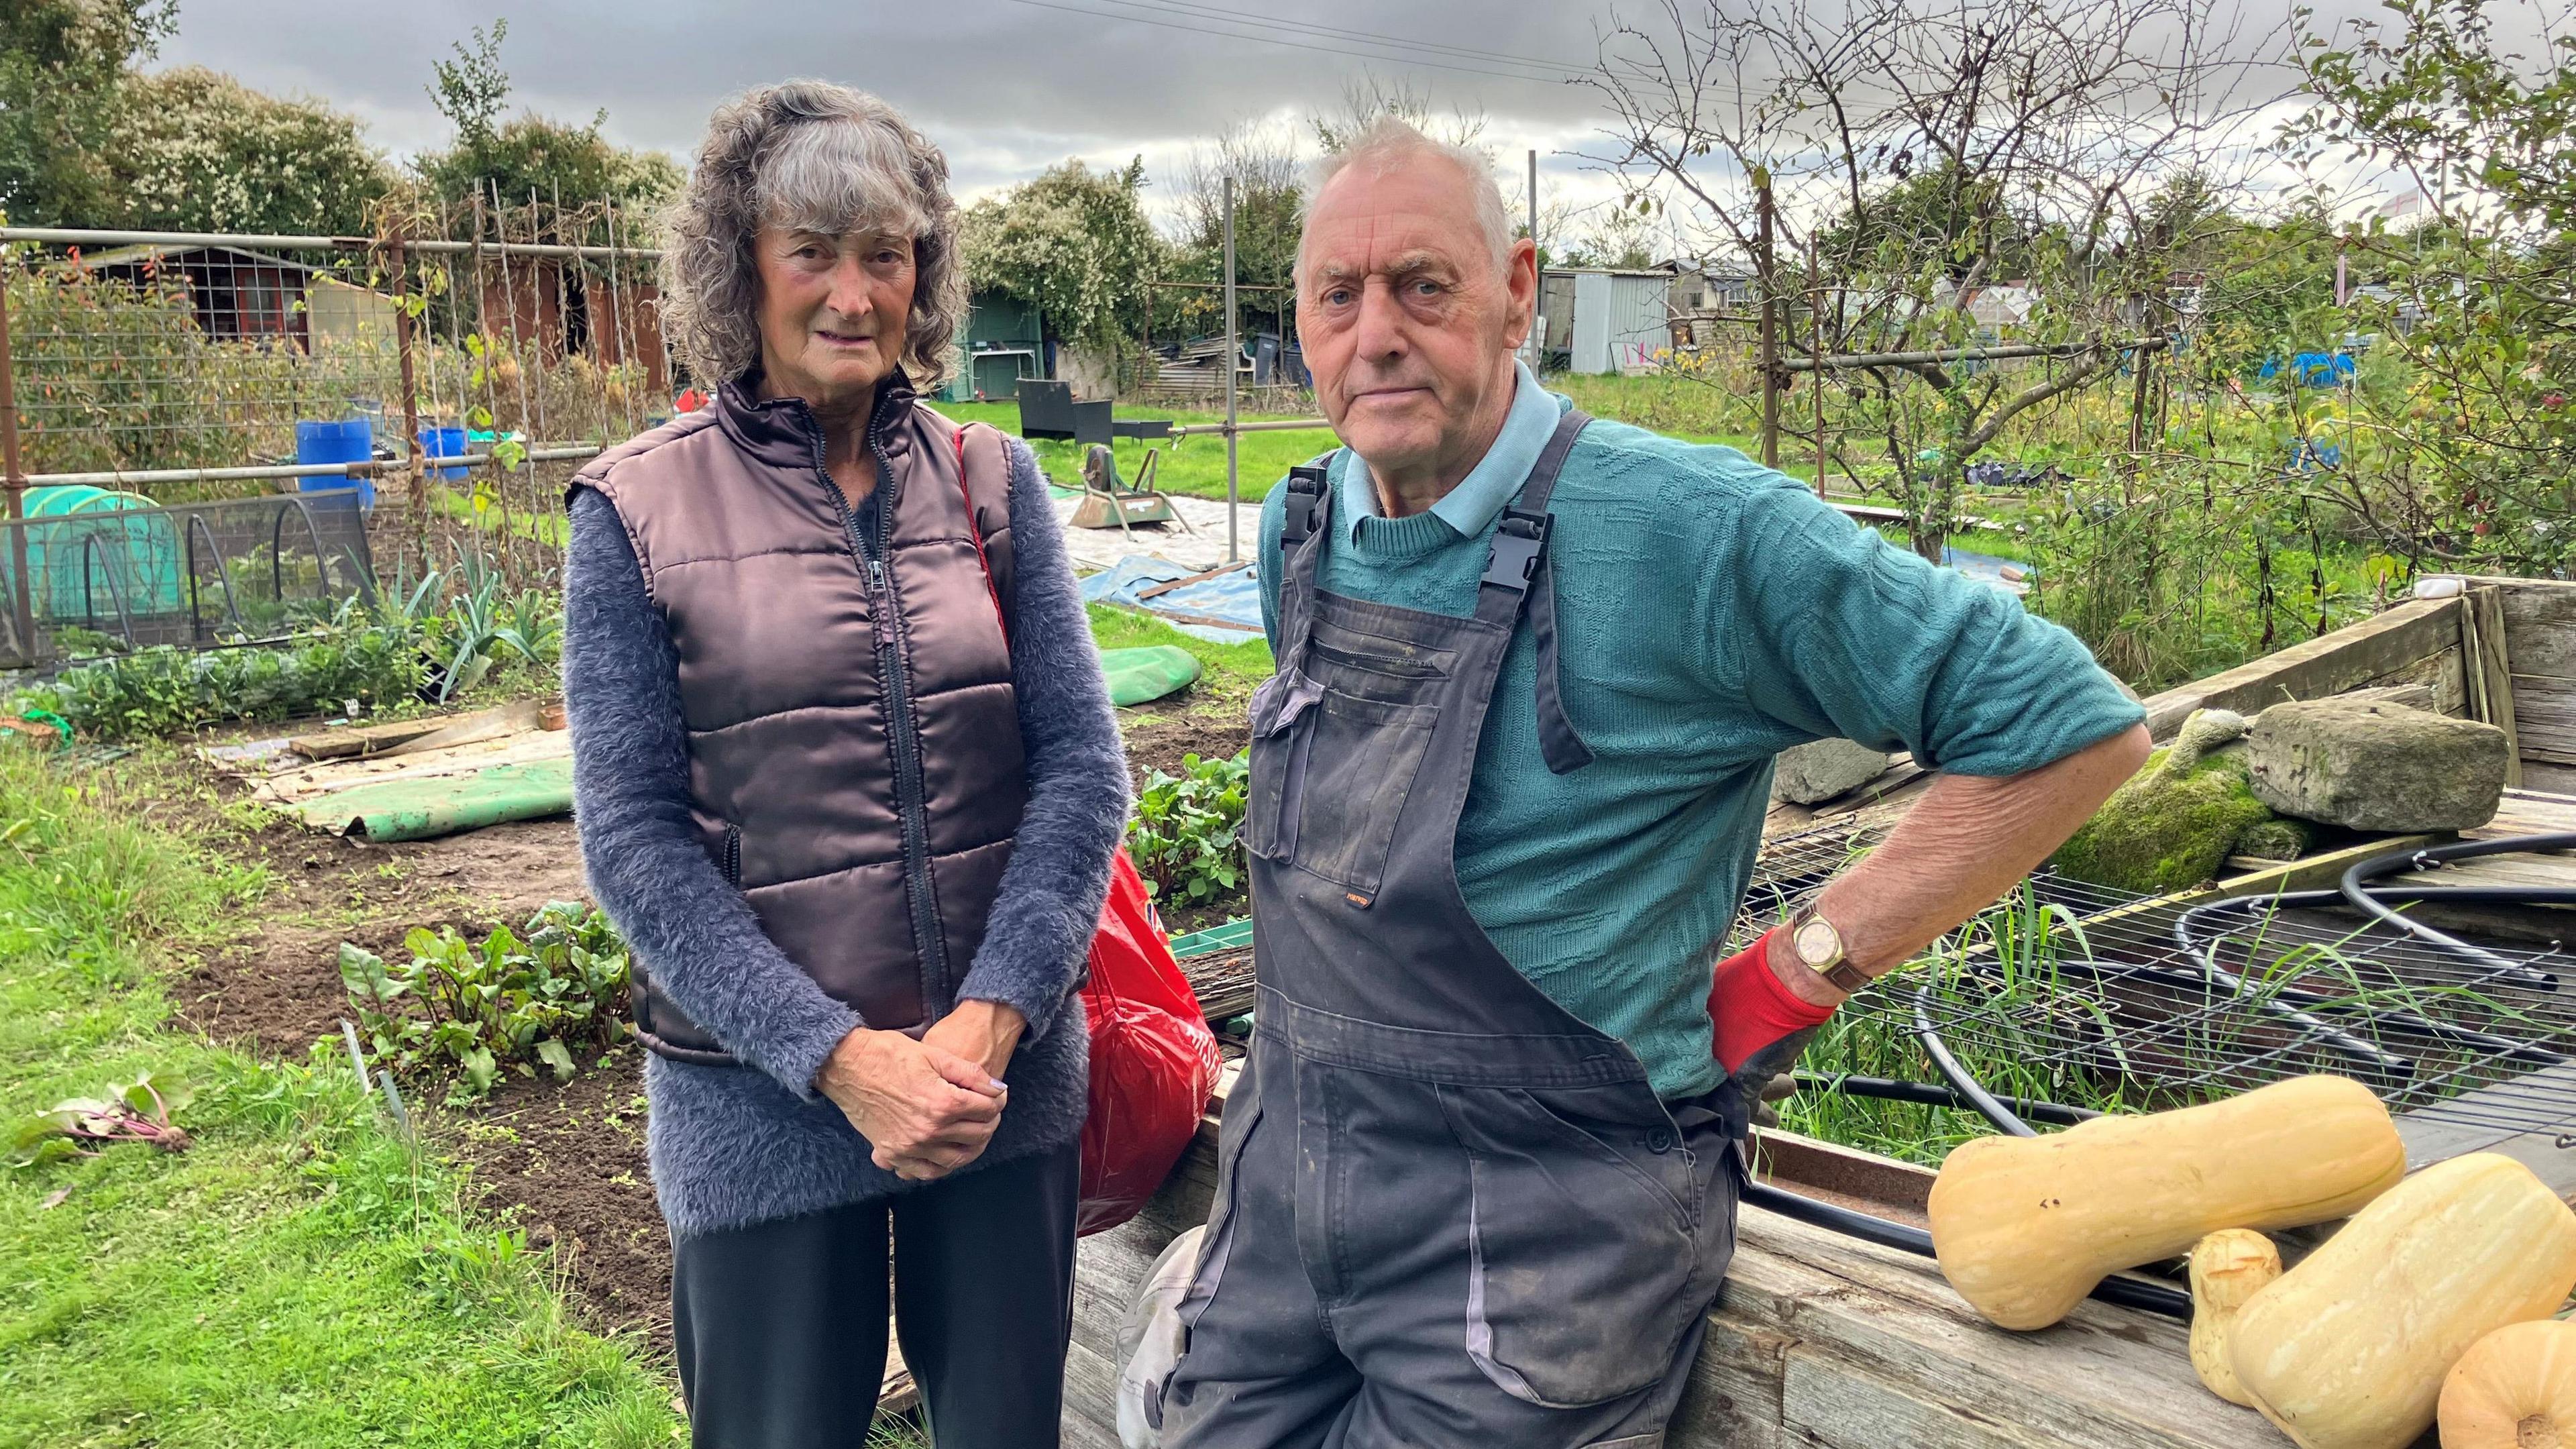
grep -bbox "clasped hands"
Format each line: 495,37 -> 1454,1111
814,999 -> 1026,1182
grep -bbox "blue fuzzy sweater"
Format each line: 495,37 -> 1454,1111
563,439 -> 1126,1240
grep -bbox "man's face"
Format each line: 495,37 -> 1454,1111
1297,158 -> 1536,484
752,225 -> 916,408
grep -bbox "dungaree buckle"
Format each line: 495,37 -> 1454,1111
1283,466 -> 1330,543
1480,510 -> 1552,592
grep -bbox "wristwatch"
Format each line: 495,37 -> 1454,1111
1786,906 -> 1871,993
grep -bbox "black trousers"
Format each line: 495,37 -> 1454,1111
672,1141 -> 1081,1448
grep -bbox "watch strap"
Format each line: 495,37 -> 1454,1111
1788,906 -> 1871,994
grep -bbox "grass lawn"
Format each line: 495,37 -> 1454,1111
943,399 -> 1337,506
0,750 -> 679,1449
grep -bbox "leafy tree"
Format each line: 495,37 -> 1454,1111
963,159 -> 1165,355
2283,0 -> 2576,572
0,0 -> 173,225
428,19 -> 511,161
411,20 -> 679,220
102,67 -> 393,235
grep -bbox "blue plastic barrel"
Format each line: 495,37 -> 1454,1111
296,418 -> 376,508
415,425 -> 470,482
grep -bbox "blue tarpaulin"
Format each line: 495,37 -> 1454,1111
1081,556 -> 1266,643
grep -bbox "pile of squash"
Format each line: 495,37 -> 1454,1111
1925,1074 -> 2576,1449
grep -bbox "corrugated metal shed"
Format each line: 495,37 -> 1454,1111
1546,267 -> 1675,374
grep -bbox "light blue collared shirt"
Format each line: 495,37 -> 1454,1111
1330,360 -> 1562,543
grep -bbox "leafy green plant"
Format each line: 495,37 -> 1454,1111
338,902 -> 629,1099
1127,750 -> 1250,906
490,589 -> 561,667
8,1070 -> 194,1167
18,620 -> 424,739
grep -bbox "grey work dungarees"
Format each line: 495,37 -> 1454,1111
1163,411 -> 1744,1449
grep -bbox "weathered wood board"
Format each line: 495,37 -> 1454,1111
2139,596 -> 2462,737
1061,1089 -> 2276,1449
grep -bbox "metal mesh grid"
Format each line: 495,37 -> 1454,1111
2,198 -> 680,604
1750,820 -> 2576,1147
0,490 -> 376,665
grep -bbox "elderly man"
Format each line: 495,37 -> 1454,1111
1157,119 -> 2149,1448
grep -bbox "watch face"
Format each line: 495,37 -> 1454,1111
1794,918 -> 1841,965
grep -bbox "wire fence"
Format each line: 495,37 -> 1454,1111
0,197 -> 680,659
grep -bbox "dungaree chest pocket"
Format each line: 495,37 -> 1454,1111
1244,618 -> 1452,900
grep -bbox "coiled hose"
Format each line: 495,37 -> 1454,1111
1768,833 -> 2576,1324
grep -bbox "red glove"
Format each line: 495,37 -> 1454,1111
1708,928 -> 1839,1077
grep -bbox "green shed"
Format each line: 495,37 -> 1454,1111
946,290 -> 1048,402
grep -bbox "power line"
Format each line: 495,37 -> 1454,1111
1081,0 -> 1594,77
999,0 -> 1589,85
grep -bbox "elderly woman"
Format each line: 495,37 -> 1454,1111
561,81 -> 1126,1447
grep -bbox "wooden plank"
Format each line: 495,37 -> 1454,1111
287,715 -> 450,759
2524,760 -> 2576,796
2361,646 -> 2466,716
1668,1204 -> 2276,1449
2139,597 -> 2462,739
2395,1063 -> 2576,1197
2465,587 -> 2522,786
2518,682 -> 2576,765
2514,627 -> 2576,681
2495,578 -> 2576,659
380,696 -> 552,758
1065,1075 -> 2273,1448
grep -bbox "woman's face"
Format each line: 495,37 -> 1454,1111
751,224 -> 916,413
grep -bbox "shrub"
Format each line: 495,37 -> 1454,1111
338,902 -> 629,1099
1127,749 -> 1249,907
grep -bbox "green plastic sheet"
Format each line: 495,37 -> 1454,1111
1100,644 -> 1201,706
292,757 -> 574,843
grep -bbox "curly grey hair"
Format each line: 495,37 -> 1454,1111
659,80 -> 964,390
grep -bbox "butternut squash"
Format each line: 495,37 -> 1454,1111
2188,1229 -> 2282,1407
2227,1153 -> 2576,1449
1927,1074 -> 2404,1330
2439,1320 -> 2576,1449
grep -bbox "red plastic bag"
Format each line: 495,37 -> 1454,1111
1077,849 -> 1224,1236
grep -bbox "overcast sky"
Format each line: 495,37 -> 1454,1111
156,0 -> 2407,243
161,2 -> 1614,201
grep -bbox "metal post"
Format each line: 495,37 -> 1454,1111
0,256 -> 36,663
1756,170 -> 1780,469
1525,149 -> 1540,368
1807,232 -> 1827,499
1224,174 -> 1240,565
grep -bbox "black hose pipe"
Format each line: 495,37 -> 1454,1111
1736,1179 -> 2192,1320
2339,833 -> 2576,989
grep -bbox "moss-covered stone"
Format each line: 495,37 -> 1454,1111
2049,710 -> 2279,896
2234,816 -> 2317,862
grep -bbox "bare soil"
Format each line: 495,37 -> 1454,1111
170,698 -> 1257,1351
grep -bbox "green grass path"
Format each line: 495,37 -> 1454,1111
0,755 -> 678,1449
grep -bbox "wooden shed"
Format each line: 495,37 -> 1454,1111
475,256 -> 668,397
73,244 -> 393,353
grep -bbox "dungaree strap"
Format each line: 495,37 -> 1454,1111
1279,425 -> 1593,775
1477,409 -> 1595,774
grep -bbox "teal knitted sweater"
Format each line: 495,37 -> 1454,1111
1257,375 -> 2144,1099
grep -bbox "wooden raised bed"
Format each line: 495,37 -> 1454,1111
1065,578 -> 2576,1446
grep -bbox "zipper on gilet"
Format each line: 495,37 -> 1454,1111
805,419 -> 953,1023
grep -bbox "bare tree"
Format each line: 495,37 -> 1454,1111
1587,0 -> 2277,557
1312,71 -> 1489,154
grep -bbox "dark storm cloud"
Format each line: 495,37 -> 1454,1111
154,0 -> 1615,192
